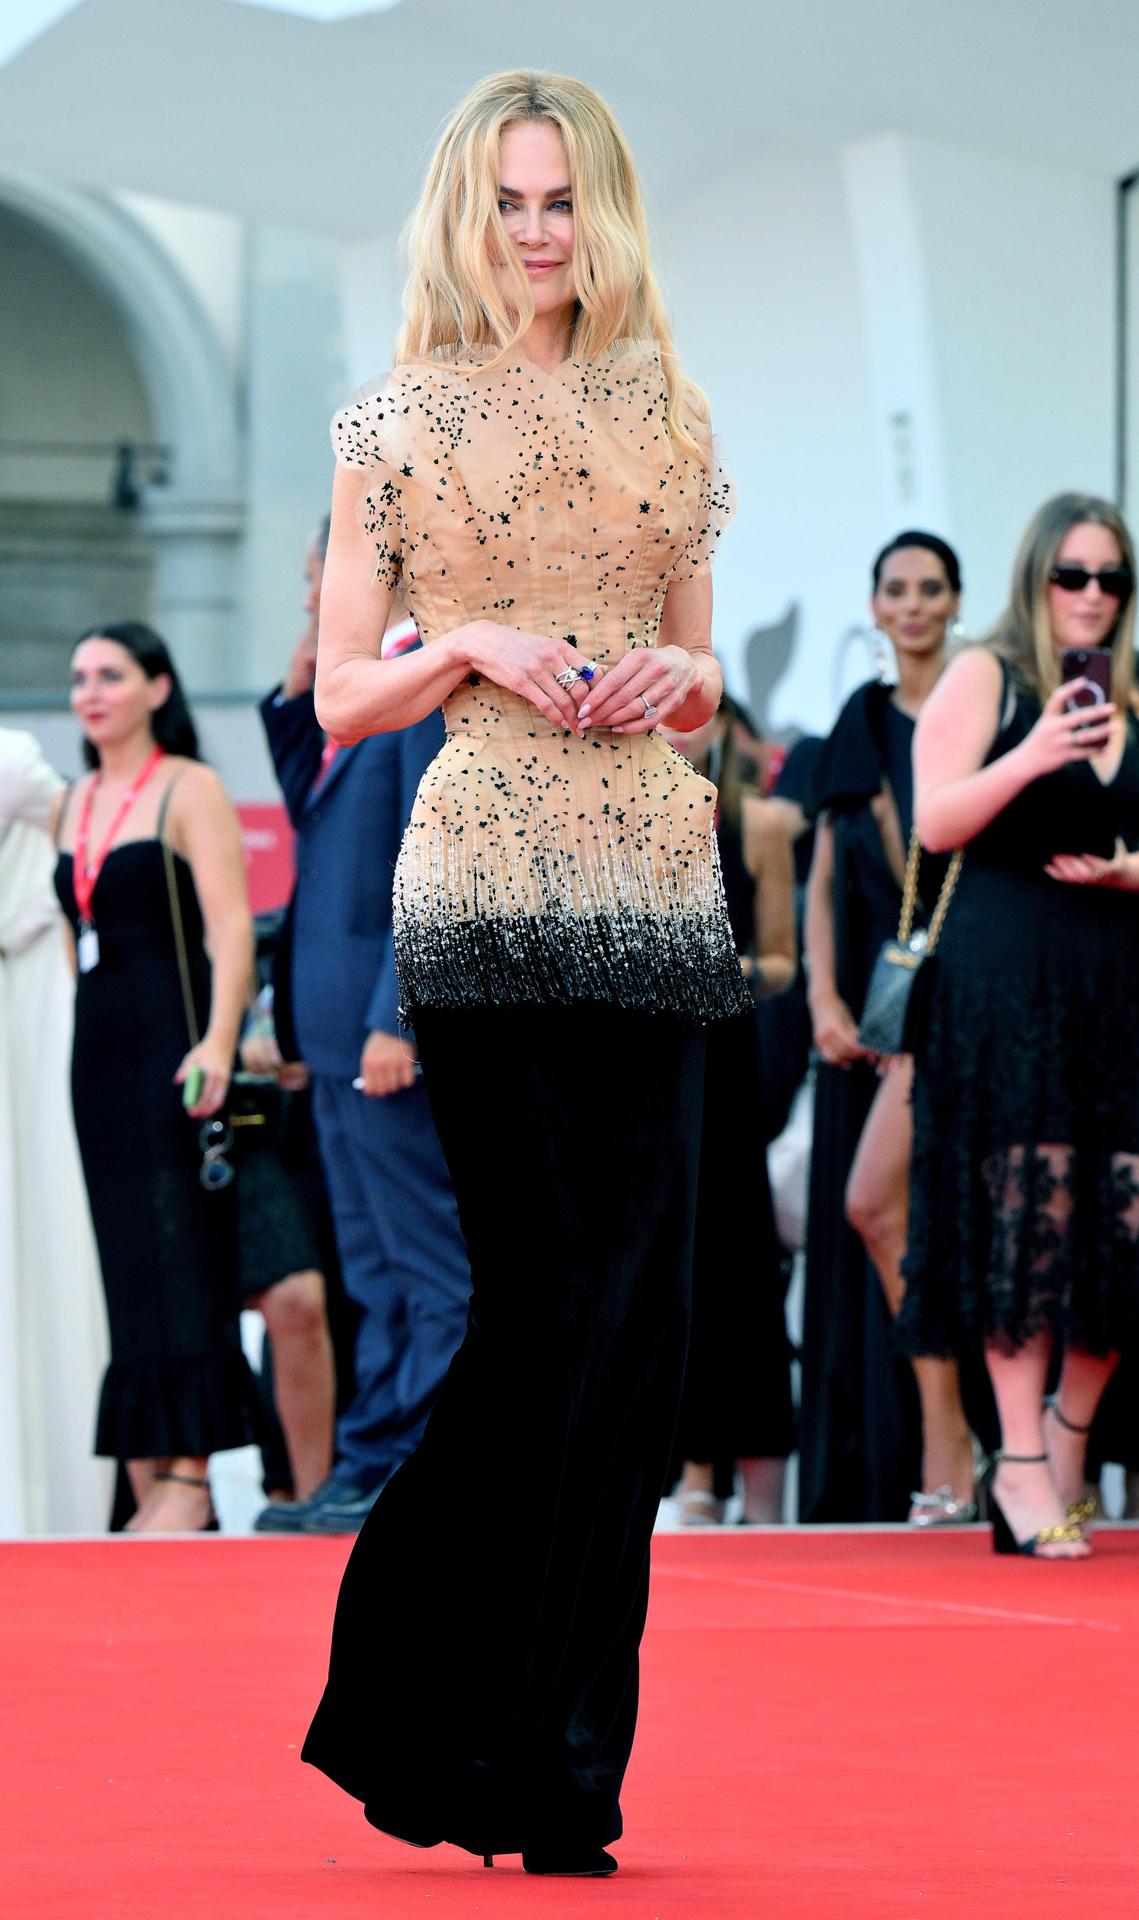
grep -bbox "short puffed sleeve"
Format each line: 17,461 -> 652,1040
330,380 -> 404,591
670,405 -> 735,581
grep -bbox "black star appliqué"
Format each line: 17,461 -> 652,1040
639,501 -> 650,514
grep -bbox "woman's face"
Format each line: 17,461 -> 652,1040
1047,521 -> 1128,653
70,637 -> 165,753
494,119 -> 577,330
871,547 -> 958,661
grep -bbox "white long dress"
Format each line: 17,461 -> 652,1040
0,727 -> 110,1534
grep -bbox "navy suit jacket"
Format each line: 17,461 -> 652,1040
260,686 -> 444,1080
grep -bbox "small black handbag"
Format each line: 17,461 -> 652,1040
858,830 -> 962,1057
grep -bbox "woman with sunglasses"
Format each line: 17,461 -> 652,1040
54,622 -> 259,1533
901,494 -> 1139,1557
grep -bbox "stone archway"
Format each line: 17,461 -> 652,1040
0,174 -> 245,687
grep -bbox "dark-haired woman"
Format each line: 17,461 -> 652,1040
666,696 -> 797,1525
903,494 -> 1139,1558
800,532 -> 982,1523
54,623 -> 260,1533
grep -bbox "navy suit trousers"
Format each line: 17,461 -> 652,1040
311,1071 -> 470,1489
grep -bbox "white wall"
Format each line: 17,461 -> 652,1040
664,137 -> 884,733
906,136 -> 1115,630
116,191 -> 247,380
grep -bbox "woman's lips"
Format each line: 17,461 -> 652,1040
523,261 -> 560,275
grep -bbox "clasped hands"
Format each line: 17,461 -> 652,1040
464,621 -> 697,736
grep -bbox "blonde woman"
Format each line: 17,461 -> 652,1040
901,494 -> 1139,1558
303,71 -> 742,1876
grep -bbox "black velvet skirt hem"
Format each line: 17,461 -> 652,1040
94,1349 -> 262,1459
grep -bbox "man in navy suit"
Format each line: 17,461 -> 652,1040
255,519 -> 470,1533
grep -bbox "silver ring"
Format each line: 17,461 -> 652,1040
639,692 -> 658,717
555,666 -> 583,692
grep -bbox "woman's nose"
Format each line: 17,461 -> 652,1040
519,204 -> 546,245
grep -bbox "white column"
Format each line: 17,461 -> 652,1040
840,133 -> 950,538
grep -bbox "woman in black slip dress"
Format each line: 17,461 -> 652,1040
900,493 -> 1139,1558
800,533 -> 985,1524
665,693 -> 797,1526
302,71 -> 745,1878
55,621 -> 260,1533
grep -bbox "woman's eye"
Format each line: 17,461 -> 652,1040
497,199 -> 517,215
920,582 -> 944,598
549,199 -> 572,213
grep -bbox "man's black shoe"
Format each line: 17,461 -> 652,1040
303,1484 -> 384,1533
253,1477 -> 377,1534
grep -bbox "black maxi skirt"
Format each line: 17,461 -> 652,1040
303,1001 -> 706,1857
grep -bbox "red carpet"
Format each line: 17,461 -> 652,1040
4,1529 -> 1137,1919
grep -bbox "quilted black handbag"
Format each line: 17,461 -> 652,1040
858,830 -> 962,1057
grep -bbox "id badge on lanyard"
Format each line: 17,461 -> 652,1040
71,746 -> 165,973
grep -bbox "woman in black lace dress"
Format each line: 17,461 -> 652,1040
901,494 -> 1139,1557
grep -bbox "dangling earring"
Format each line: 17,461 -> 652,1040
872,627 -> 895,684
947,617 -> 965,645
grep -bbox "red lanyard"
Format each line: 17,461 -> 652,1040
72,747 -> 166,927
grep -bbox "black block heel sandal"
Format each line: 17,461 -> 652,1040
986,1452 -> 1085,1557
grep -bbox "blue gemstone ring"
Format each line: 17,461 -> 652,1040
580,660 -> 601,683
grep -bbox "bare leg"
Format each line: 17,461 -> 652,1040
1044,1147 -> 1137,1513
136,1456 -> 212,1533
124,1458 -> 171,1531
846,1058 -> 973,1504
252,1271 -> 335,1502
738,1457 -> 786,1524
986,1336 -> 1087,1558
1045,1348 -> 1120,1509
674,1461 -> 724,1525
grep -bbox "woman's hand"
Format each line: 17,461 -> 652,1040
175,1036 -> 233,1118
357,1029 -> 418,1098
810,992 -> 870,1069
576,645 -> 699,735
463,621 -> 594,732
1045,837 -> 1139,890
240,1029 -> 282,1077
1017,681 -> 1115,780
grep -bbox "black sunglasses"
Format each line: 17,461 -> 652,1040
1048,563 -> 1132,600
198,1117 -> 235,1191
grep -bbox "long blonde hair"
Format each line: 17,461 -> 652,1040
397,69 -> 704,459
989,492 -> 1137,710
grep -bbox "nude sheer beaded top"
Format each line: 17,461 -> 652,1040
332,338 -> 748,1021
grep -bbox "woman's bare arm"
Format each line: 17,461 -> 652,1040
167,766 -> 254,1115
315,465 -> 601,743
805,814 -> 867,1066
742,794 -> 796,995
914,646 -> 1115,853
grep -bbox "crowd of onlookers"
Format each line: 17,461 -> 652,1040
2,492 -> 1137,1544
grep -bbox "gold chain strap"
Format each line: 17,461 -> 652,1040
161,834 -> 200,1051
896,829 -> 963,958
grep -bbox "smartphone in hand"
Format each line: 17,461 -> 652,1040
1061,646 -> 1113,711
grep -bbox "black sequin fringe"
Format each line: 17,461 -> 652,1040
396,909 -> 751,1026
